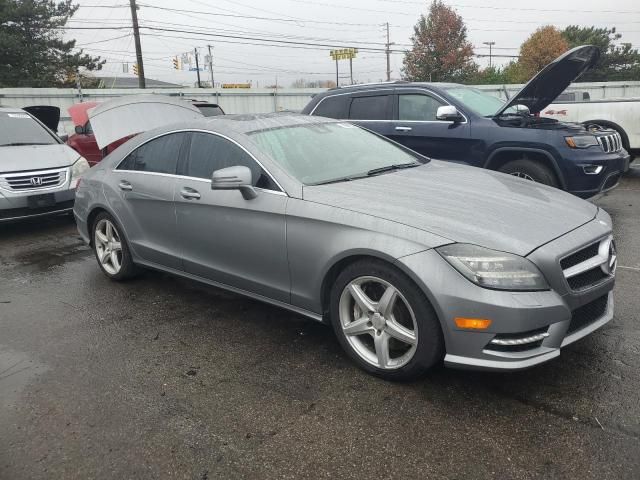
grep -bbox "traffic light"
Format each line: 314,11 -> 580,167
172,57 -> 180,70
132,64 -> 139,76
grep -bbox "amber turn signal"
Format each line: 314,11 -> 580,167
454,317 -> 492,330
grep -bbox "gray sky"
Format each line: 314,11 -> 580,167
67,0 -> 640,87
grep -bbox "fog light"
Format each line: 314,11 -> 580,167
582,165 -> 603,175
454,317 -> 492,330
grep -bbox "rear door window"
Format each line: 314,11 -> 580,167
398,94 -> 445,121
348,95 -> 391,120
312,95 -> 348,119
117,132 -> 187,174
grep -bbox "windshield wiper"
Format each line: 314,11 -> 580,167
366,162 -> 420,176
0,142 -> 52,147
311,174 -> 369,186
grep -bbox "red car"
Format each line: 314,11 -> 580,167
66,102 -> 130,166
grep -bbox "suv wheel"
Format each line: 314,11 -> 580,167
498,158 -> 559,188
329,259 -> 444,381
92,212 -> 138,281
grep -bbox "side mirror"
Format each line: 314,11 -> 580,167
74,125 -> 85,135
513,104 -> 530,115
211,165 -> 257,200
436,105 -> 463,122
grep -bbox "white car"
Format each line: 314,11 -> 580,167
0,107 -> 89,222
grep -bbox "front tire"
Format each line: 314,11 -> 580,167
329,259 -> 444,381
92,212 -> 137,281
498,158 -> 560,188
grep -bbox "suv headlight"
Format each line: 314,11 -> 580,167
565,135 -> 599,148
70,157 -> 90,188
436,244 -> 549,291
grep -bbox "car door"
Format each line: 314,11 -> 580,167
109,132 -> 188,270
346,91 -> 396,138
388,89 -> 472,162
174,131 -> 290,302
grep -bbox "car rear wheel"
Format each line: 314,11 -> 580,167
92,212 -> 137,281
329,259 -> 444,380
498,158 -> 560,188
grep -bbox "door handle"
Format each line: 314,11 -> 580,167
394,126 -> 412,132
118,181 -> 133,191
180,188 -> 201,200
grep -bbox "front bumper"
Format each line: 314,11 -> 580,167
0,189 -> 75,223
397,213 -> 615,371
563,148 -> 629,198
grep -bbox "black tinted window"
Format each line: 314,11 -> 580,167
312,95 -> 347,118
117,132 -> 185,173
349,95 -> 390,120
181,132 -> 279,190
398,94 -> 445,121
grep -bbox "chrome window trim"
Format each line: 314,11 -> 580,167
310,87 -> 469,124
113,128 -> 287,195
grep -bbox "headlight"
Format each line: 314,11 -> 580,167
436,244 -> 549,291
70,157 -> 90,188
565,135 -> 599,148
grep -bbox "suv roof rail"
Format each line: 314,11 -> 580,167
328,80 -> 409,91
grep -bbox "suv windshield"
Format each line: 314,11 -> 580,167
0,111 -> 58,146
249,122 -> 423,185
195,105 -> 225,117
441,86 -> 507,117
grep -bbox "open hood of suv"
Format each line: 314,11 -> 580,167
494,45 -> 599,116
88,94 -> 203,149
23,106 -> 60,132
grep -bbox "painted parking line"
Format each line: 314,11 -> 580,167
618,265 -> 640,272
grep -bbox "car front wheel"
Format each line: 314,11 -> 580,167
329,259 -> 444,380
92,212 -> 137,281
498,158 -> 560,188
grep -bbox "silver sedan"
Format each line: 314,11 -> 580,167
74,114 -> 616,380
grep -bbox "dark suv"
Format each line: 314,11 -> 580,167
302,46 -> 630,198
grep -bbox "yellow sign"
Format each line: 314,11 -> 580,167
222,83 -> 251,89
330,48 -> 358,60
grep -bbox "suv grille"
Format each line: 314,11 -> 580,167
597,133 -> 623,153
560,237 -> 616,292
568,295 -> 609,335
0,168 -> 67,191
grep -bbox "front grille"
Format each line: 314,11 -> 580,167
560,242 -> 599,270
560,237 -> 614,292
597,133 -> 623,153
0,200 -> 74,220
0,168 -> 67,191
568,295 -> 609,335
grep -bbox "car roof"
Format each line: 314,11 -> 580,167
323,81 -> 462,94
177,112 -> 338,135
0,106 -> 29,114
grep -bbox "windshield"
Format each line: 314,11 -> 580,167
0,112 -> 58,146
248,122 -> 423,185
441,86 -> 507,117
196,105 -> 224,117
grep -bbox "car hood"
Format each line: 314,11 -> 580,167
68,102 -> 99,127
0,144 -> 80,173
302,161 -> 597,256
88,94 -> 203,149
495,45 -> 600,116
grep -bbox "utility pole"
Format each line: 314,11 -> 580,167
129,0 -> 145,88
385,22 -> 392,81
207,44 -> 215,89
194,47 -> 202,88
483,41 -> 495,68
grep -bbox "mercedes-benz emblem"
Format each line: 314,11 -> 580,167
30,177 -> 43,186
601,239 -> 617,275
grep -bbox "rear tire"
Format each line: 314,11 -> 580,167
329,259 -> 444,381
92,212 -> 138,281
498,158 -> 560,188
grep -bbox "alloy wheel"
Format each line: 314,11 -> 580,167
94,218 -> 123,275
338,276 -> 418,370
510,171 -> 535,181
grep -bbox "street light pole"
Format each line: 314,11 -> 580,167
483,41 -> 496,69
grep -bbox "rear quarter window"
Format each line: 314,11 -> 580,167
311,95 -> 348,119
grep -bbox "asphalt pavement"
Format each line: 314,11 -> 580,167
1,168 -> 639,479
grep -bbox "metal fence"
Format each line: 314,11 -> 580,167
2,81 -> 639,134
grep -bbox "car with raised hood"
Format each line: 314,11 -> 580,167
74,113 -> 616,379
302,45 -> 630,199
0,106 -> 90,222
